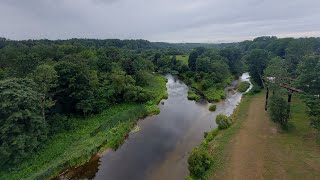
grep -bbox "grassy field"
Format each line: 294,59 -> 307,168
0,76 -> 168,180
263,96 -> 320,179
169,55 -> 189,65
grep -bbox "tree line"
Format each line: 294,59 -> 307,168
1,36 -> 319,171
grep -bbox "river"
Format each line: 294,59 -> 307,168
58,72 -> 252,180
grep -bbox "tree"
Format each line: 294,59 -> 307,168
0,78 -> 47,167
196,57 -> 211,73
285,38 -> 317,74
264,56 -> 289,90
54,61 -> 98,115
269,93 -> 290,130
188,47 -> 205,71
297,55 -> 320,130
219,47 -> 243,76
13,53 -> 41,77
30,64 -> 58,121
245,49 -> 270,86
188,147 -> 212,178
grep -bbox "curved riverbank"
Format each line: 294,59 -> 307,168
0,76 -> 167,180
56,73 -> 251,180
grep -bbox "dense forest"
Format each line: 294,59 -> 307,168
0,36 -> 320,179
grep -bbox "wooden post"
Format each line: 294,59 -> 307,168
265,86 -> 269,111
287,91 -> 292,115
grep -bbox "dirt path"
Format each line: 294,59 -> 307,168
220,94 -> 275,179
214,94 -> 320,180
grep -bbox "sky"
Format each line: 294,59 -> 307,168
1,0 -> 320,43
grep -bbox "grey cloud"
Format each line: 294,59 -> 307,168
0,0 -> 319,42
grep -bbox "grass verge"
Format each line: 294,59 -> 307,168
187,92 -> 257,179
0,75 -> 167,180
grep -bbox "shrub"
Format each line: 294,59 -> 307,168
269,94 -> 289,130
209,104 -> 217,111
204,88 -> 226,102
249,83 -> 261,95
238,81 -> 250,92
188,148 -> 212,178
216,114 -> 232,129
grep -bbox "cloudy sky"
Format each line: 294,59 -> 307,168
1,0 -> 320,42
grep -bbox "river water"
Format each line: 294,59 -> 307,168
58,73 -> 252,180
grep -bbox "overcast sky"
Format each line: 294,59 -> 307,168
1,0 -> 320,43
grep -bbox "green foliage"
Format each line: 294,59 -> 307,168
187,90 -> 200,101
204,88 -> 226,102
54,61 -> 98,115
238,81 -> 250,92
269,93 -> 290,130
0,75 -> 167,179
176,55 -> 189,65
302,96 -> 320,131
297,55 -> 320,131
216,114 -> 232,129
219,47 -> 243,76
188,147 -> 212,178
264,56 -> 289,90
188,47 -> 205,71
0,78 -> 47,168
248,82 -> 262,95
244,49 -> 270,86
285,38 -> 318,74
209,104 -> 217,112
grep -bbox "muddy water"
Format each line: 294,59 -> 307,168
58,73 -> 252,180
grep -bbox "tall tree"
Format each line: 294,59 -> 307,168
0,78 -> 47,167
219,47 -> 243,76
188,47 -> 205,71
244,49 -> 270,86
264,56 -> 289,90
297,55 -> 320,131
30,64 -> 58,121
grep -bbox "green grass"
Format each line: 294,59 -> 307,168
187,90 -> 200,101
237,81 -> 250,92
0,75 -> 167,180
187,92 -> 320,179
169,55 -> 189,65
176,55 -> 189,65
264,96 -> 320,179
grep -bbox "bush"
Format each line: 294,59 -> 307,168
248,83 -> 261,95
188,148 -> 212,178
188,90 -> 200,101
238,81 -> 250,92
204,88 -> 226,102
269,94 -> 289,130
216,114 -> 232,129
209,104 -> 217,111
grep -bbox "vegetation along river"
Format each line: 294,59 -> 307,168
58,72 -> 252,180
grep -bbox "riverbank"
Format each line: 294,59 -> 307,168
187,90 -> 256,179
213,92 -> 320,179
189,91 -> 320,179
0,76 -> 167,180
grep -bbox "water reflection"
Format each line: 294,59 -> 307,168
58,73 -> 251,180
